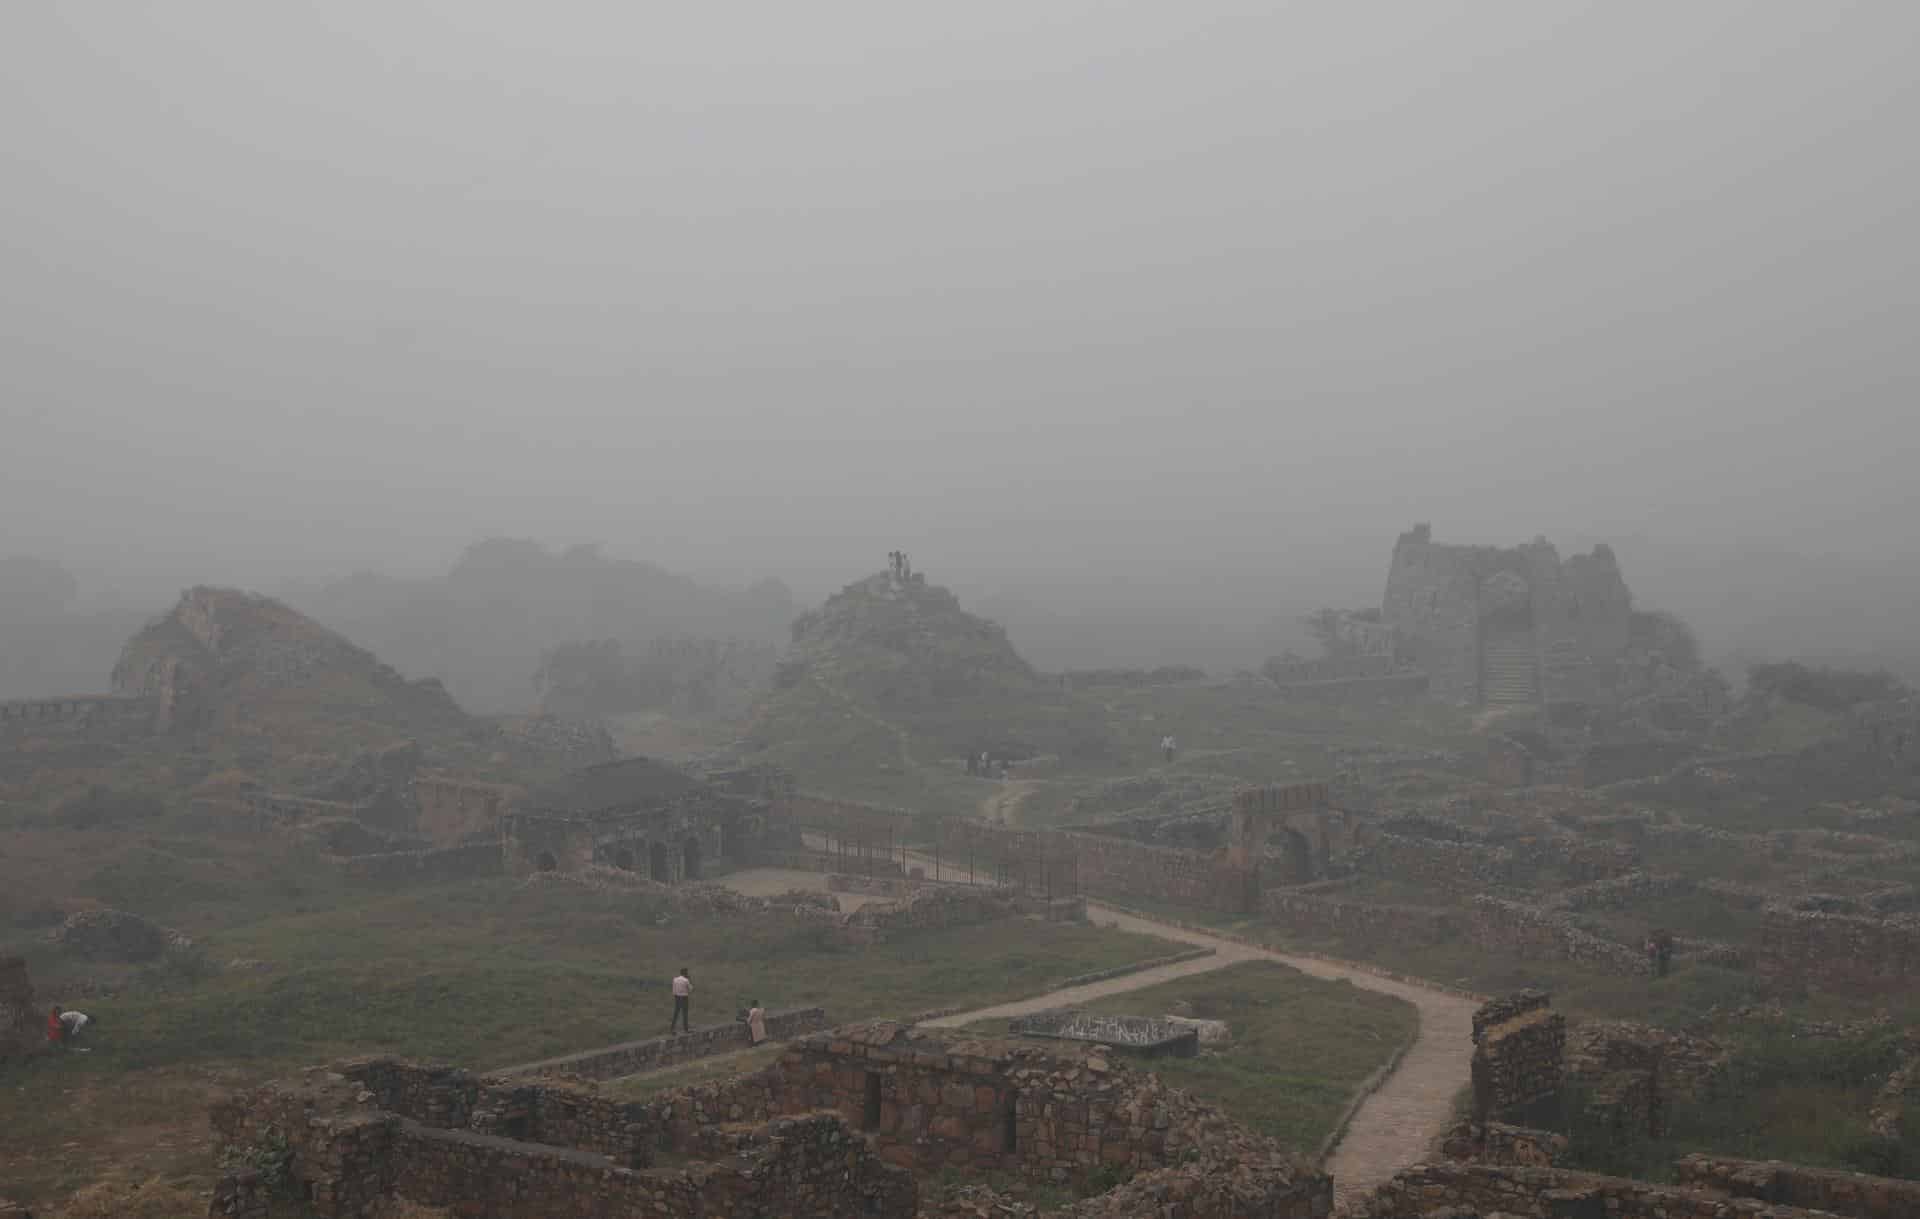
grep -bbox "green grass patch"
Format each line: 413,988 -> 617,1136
0,878 -> 1175,1207
972,960 -> 1416,1156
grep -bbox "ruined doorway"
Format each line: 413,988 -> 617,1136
535,851 -> 557,873
683,836 -> 702,881
649,841 -> 671,883
612,847 -> 635,872
1000,1091 -> 1018,1153
1277,828 -> 1315,885
862,1071 -> 882,1131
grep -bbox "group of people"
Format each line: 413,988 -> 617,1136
667,967 -> 769,1046
45,1005 -> 91,1051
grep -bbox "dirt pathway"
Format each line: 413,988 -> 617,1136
1067,905 -> 1475,1209
977,778 -> 1040,824
713,864 -> 1474,1207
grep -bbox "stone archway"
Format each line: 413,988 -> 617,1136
535,851 -> 558,873
683,836 -> 702,881
649,841 -> 671,882
1276,828 -> 1315,885
612,847 -> 635,872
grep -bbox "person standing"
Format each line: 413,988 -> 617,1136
746,1000 -> 768,1045
1161,735 -> 1177,764
670,967 -> 693,1034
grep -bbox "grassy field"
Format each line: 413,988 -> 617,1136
965,960 -> 1417,1157
1,878 -> 1174,1210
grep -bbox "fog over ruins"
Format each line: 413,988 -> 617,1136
3,5 -> 1919,1219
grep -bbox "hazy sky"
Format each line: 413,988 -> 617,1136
4,1 -> 1916,608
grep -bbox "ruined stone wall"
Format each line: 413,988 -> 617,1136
1437,1120 -> 1567,1167
335,842 -> 503,884
1577,741 -> 1699,788
493,1008 -> 830,1082
214,1064 -> 916,1219
1466,897 -> 1650,975
685,1022 -> 1321,1205
1357,1159 -> 1835,1219
1757,906 -> 1920,995
1363,833 -> 1516,888
1673,1154 -> 1920,1219
1261,890 -> 1457,946
1270,671 -> 1431,703
1470,993 -> 1566,1120
413,775 -> 521,846
0,695 -> 154,743
1382,528 -> 1490,704
391,1113 -> 914,1219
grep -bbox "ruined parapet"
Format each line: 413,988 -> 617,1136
1469,992 -> 1565,1122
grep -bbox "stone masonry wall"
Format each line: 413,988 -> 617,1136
211,1068 -> 915,1219
1673,1154 -> 1920,1219
1470,993 -> 1566,1121
1262,890 -> 1458,946
413,774 -> 521,846
1362,834 -> 1515,888
1356,1159 -> 1835,1219
1757,906 -> 1920,995
1465,897 -> 1650,976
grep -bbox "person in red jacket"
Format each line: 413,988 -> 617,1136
46,1005 -> 65,1048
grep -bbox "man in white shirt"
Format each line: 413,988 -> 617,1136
670,967 -> 692,1034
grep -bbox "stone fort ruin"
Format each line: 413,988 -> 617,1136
1383,524 -> 1635,708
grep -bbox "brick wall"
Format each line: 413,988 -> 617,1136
1466,897 -> 1650,975
413,774 -> 520,846
1362,834 -> 1516,888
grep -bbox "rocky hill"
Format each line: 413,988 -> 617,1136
778,569 -> 1039,708
111,586 -> 470,748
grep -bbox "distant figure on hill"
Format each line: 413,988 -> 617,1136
670,967 -> 693,1034
1162,735 -> 1177,764
746,1000 -> 767,1045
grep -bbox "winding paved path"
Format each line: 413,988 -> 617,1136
715,865 -> 1475,1207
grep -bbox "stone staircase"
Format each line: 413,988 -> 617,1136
1480,637 -> 1538,706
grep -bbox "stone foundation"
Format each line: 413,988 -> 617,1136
1006,1009 -> 1200,1057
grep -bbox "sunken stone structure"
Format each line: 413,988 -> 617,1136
1005,1009 -> 1202,1057
1383,524 -> 1634,707
209,1023 -> 1329,1219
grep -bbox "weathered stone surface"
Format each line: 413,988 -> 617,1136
1469,993 -> 1564,1121
44,908 -> 191,962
